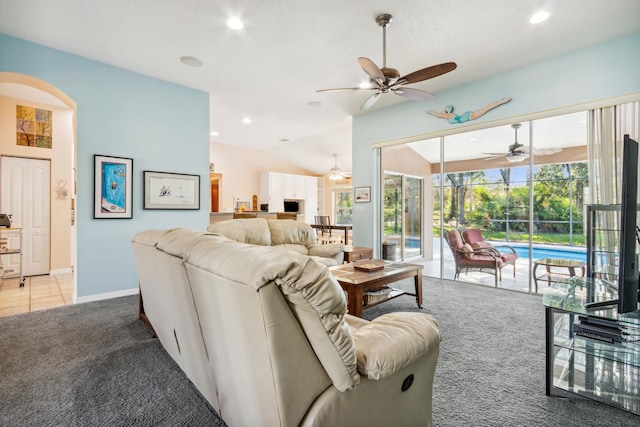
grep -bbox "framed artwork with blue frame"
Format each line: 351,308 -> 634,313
94,154 -> 133,219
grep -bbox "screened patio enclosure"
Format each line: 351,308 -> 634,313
381,111 -> 592,293
381,102 -> 640,293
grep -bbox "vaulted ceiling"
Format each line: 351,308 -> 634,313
1,0 -> 639,175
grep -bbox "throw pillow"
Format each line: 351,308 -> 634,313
472,241 -> 492,250
461,243 -> 475,258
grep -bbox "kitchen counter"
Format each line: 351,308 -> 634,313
210,212 -> 305,224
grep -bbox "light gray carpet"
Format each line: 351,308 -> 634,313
363,279 -> 639,427
0,279 -> 638,426
0,296 -> 223,426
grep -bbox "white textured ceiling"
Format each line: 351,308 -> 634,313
1,0 -> 639,175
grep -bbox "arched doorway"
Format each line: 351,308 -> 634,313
0,72 -> 77,315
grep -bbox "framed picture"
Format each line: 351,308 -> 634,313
94,155 -> 133,219
354,186 -> 371,203
143,170 -> 200,210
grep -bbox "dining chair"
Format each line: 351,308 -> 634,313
314,215 -> 332,242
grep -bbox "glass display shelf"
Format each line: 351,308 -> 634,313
543,277 -> 640,416
542,277 -> 640,327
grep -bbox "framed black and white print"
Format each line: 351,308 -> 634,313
143,171 -> 200,210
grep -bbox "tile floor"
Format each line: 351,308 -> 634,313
0,272 -> 74,317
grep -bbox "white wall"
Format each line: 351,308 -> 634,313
211,142 -> 318,212
352,32 -> 640,253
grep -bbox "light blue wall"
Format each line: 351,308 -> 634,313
0,34 -> 210,298
352,32 -> 640,250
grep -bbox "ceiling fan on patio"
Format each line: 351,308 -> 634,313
316,13 -> 457,111
482,124 -> 562,163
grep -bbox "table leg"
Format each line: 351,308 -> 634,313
414,272 -> 423,308
348,286 -> 363,318
546,265 -> 552,287
533,263 -> 540,293
344,229 -> 349,246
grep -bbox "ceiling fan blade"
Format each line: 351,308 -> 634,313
482,154 -> 507,160
358,57 -> 384,84
399,62 -> 457,84
316,87 -> 372,93
392,87 -> 434,102
532,147 -> 563,156
361,92 -> 381,110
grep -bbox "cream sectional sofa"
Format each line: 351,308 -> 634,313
207,218 -> 345,266
132,227 -> 441,427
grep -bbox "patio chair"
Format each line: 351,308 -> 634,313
461,228 -> 518,278
444,229 -> 507,287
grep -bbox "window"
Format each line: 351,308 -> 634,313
334,188 -> 353,224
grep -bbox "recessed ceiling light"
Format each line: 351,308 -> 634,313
242,117 -> 252,124
529,11 -> 550,24
227,17 -> 244,30
180,56 -> 203,67
210,131 -> 219,136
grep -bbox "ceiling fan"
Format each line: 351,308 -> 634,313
482,124 -> 563,163
317,13 -> 457,111
327,154 -> 351,180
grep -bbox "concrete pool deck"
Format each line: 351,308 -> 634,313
407,239 -> 587,294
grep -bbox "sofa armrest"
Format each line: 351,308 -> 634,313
350,312 -> 440,380
309,243 -> 345,261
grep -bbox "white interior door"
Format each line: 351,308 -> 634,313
1,156 -> 51,276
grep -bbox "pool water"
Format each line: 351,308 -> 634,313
503,244 -> 587,262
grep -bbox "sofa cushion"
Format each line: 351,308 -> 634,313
277,243 -> 310,256
309,255 -> 339,267
183,234 -> 359,391
156,228 -> 204,257
351,312 -> 441,380
207,218 -> 272,246
268,220 -> 317,249
131,228 -> 171,247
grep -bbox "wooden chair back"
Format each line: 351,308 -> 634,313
233,212 -> 258,219
276,212 -> 297,220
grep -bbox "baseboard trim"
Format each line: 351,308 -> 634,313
50,267 -> 73,276
76,287 -> 139,304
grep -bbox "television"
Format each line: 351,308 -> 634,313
617,134 -> 639,313
283,200 -> 299,213
586,134 -> 639,314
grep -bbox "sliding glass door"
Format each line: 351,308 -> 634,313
383,111 -> 590,293
383,173 -> 423,261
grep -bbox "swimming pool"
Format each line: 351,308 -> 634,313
500,243 -> 587,262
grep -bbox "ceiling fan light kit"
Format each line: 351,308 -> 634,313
328,154 -> 351,180
317,13 -> 457,110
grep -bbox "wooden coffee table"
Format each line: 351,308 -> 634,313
329,259 -> 423,317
